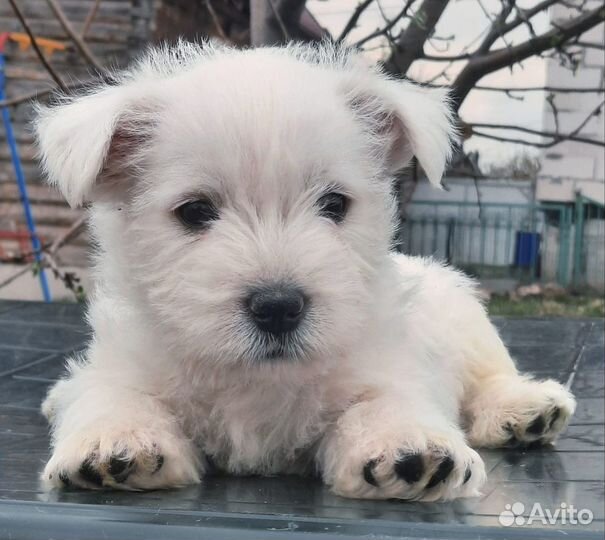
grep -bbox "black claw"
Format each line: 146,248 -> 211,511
363,459 -> 379,487
108,455 -> 134,483
463,467 -> 472,484
79,458 -> 103,486
58,471 -> 71,487
108,456 -> 129,475
394,453 -> 424,484
527,415 -> 546,435
548,408 -> 561,429
153,454 -> 165,474
426,456 -> 455,489
204,454 -> 219,475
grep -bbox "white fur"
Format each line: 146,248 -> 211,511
35,41 -> 575,500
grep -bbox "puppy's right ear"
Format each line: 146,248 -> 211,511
35,86 -> 157,207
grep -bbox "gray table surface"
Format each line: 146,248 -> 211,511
0,300 -> 603,539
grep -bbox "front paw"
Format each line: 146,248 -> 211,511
466,377 -> 576,448
43,428 -> 200,490
322,429 -> 486,501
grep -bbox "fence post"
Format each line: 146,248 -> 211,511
556,207 -> 569,287
573,192 -> 585,288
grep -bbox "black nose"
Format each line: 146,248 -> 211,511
246,285 -> 306,335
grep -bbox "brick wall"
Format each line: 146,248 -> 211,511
0,0 -> 153,265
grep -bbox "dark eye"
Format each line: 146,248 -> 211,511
175,199 -> 219,228
317,192 -> 349,223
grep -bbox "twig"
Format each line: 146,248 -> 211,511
7,0 -> 68,92
46,0 -> 106,74
470,100 -> 605,148
0,87 -> 53,107
574,41 -> 605,50
1,217 -> 87,300
424,63 -> 453,84
81,0 -> 102,39
565,100 -> 605,140
478,0 -> 559,54
354,1 -> 414,48
426,33 -> 455,53
0,78 -> 99,107
469,129 -> 601,148
473,85 -> 605,93
338,0 -> 374,42
0,263 -> 34,289
452,5 -> 605,108
48,215 -> 86,254
546,93 -> 559,135
267,0 -> 290,41
204,0 -> 229,41
476,0 -> 516,55
469,127 -> 603,147
44,252 -> 86,301
423,52 -> 474,61
10,214 -> 86,263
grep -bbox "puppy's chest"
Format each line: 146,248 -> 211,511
173,375 -> 337,473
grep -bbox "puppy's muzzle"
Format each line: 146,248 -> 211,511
246,284 -> 306,336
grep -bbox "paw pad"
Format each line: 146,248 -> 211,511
507,405 -> 567,446
53,449 -> 165,489
394,453 -> 424,483
362,449 -> 464,498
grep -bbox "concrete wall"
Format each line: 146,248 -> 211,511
537,1 -> 605,204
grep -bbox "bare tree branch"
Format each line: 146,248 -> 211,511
0,215 -> 87,298
0,78 -> 100,107
422,52 -> 474,61
470,129 -> 603,148
452,5 -> 605,109
546,93 -> 560,134
574,40 -> 605,50
81,0 -> 102,39
267,0 -> 291,40
338,0 -> 374,42
476,0 -> 516,55
48,215 -> 86,255
204,0 -> 229,41
0,263 -> 34,290
383,0 -> 448,75
479,0 -> 559,53
46,0 -> 106,74
250,0 -> 308,46
473,85 -> 605,93
468,99 -> 605,148
470,124 -> 604,147
7,0 -> 68,92
354,1 -> 414,48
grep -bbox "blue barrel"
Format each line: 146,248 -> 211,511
514,231 -> 540,267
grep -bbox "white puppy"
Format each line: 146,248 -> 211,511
35,41 -> 575,500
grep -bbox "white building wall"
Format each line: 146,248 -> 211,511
537,2 -> 605,204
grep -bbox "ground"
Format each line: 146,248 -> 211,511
0,300 -> 603,539
488,294 -> 605,318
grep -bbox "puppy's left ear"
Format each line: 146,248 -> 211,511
345,77 -> 456,185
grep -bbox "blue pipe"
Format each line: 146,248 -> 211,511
0,52 -> 52,302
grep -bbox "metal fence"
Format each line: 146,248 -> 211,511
400,194 -> 604,291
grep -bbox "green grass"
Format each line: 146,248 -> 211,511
488,294 -> 605,318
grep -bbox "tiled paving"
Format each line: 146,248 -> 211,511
0,300 -> 603,539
